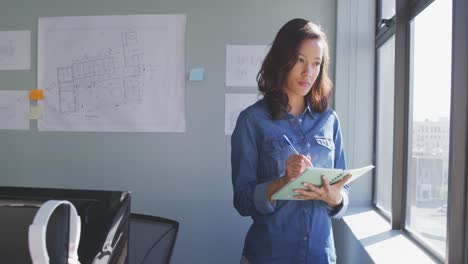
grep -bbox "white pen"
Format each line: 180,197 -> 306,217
282,134 -> 300,155
282,134 -> 312,164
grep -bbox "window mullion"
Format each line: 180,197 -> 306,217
391,0 -> 410,230
446,0 -> 468,262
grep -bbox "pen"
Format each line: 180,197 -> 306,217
282,134 -> 300,155
282,135 -> 312,165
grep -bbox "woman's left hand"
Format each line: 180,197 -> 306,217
293,174 -> 352,208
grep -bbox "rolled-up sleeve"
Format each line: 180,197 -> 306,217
231,111 -> 275,216
327,188 -> 349,218
254,181 -> 276,214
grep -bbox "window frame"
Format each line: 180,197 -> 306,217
447,0 -> 468,262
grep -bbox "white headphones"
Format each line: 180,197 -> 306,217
28,200 -> 81,264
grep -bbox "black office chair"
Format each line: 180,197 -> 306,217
129,213 -> 179,264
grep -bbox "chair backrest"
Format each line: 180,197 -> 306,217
129,213 -> 179,264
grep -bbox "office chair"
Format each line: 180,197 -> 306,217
129,213 -> 179,264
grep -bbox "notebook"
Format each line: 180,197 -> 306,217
271,165 -> 375,200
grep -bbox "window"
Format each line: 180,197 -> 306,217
380,0 -> 395,22
406,0 -> 452,258
375,36 -> 395,216
372,0 -> 468,262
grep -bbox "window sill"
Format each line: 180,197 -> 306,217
338,206 -> 440,263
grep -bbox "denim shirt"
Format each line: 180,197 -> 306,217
231,99 -> 349,264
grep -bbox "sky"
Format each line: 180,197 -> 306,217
411,0 -> 452,122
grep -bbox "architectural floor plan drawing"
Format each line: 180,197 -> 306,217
38,15 -> 186,132
55,31 -> 142,115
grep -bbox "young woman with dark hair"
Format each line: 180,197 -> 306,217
231,18 -> 350,264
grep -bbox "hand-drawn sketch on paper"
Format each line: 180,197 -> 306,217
226,45 -> 270,87
0,90 -> 29,130
225,93 -> 260,135
0,31 -> 31,70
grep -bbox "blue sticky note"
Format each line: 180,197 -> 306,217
189,67 -> 205,81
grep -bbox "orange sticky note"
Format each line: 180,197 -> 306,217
29,89 -> 44,100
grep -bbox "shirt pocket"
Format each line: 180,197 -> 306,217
314,136 -> 335,150
259,138 -> 291,181
311,136 -> 335,168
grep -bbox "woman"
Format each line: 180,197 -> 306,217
231,18 -> 351,264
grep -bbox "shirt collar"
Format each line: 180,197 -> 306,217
281,99 -> 314,119
304,99 -> 314,118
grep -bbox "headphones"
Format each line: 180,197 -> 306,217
28,200 -> 81,264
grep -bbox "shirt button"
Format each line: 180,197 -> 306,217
299,118 -> 302,122
303,236 -> 308,240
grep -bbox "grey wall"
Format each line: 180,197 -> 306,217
335,0 -> 375,206
334,0 -> 376,263
0,0 -> 337,263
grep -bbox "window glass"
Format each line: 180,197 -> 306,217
381,0 -> 395,21
406,0 -> 452,257
375,36 -> 395,215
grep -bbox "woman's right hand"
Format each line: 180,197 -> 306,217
267,154 -> 313,202
283,154 -> 313,183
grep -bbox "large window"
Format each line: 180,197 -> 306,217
372,0 -> 467,262
406,0 -> 452,258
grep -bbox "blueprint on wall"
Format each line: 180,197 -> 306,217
38,15 -> 186,132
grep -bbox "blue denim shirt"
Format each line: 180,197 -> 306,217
231,99 -> 349,264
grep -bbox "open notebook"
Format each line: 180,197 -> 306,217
271,165 -> 375,200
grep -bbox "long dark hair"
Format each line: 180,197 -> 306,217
257,18 -> 333,119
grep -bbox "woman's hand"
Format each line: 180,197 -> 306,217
267,154 -> 312,202
294,174 -> 352,208
283,154 -> 313,183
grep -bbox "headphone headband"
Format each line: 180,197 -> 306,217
28,200 -> 81,264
